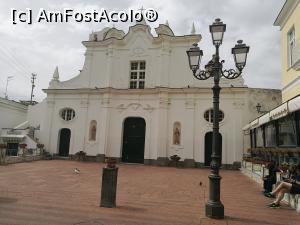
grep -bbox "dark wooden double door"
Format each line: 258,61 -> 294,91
58,128 -> 71,157
122,118 -> 146,163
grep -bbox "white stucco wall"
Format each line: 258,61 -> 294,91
28,23 -> 281,166
0,98 -> 28,130
32,87 -> 280,165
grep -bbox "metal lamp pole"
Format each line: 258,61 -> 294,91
186,18 -> 249,219
5,76 -> 14,99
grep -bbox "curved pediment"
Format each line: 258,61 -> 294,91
155,24 -> 174,36
123,24 -> 154,43
89,27 -> 110,41
103,28 -> 125,40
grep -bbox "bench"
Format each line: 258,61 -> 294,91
283,193 -> 300,212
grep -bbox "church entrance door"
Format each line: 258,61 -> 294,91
204,132 -> 222,166
58,128 -> 71,157
122,117 -> 146,163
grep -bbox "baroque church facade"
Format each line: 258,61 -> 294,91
28,21 -> 281,168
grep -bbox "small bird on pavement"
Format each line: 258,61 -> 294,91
74,168 -> 80,174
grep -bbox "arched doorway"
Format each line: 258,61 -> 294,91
122,117 -> 146,163
58,128 -> 71,157
204,132 -> 222,166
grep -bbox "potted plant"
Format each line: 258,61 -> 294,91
19,143 -> 27,149
170,154 -> 181,167
252,156 -> 263,164
19,143 -> 27,158
37,143 -> 44,156
278,162 -> 288,171
75,151 -> 87,161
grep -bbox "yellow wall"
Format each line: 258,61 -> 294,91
280,2 -> 300,102
283,82 -> 300,100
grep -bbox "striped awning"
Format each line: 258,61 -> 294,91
270,102 -> 288,120
250,119 -> 259,129
288,95 -> 300,113
243,95 -> 300,131
0,135 -> 25,142
242,123 -> 251,131
258,113 -> 270,126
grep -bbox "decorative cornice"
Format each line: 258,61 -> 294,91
274,0 -> 300,28
43,86 -> 248,95
82,34 -> 201,48
282,76 -> 300,93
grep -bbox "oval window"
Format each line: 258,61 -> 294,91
204,109 -> 224,123
60,108 -> 76,121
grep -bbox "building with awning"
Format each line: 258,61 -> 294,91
242,96 -> 299,161
1,134 -> 25,143
242,0 -> 300,164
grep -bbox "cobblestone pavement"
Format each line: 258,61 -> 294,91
0,161 -> 299,225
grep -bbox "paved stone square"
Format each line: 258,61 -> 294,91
0,161 -> 299,225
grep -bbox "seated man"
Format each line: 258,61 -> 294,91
266,178 -> 300,208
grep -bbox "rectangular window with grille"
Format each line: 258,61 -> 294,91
129,61 -> 146,89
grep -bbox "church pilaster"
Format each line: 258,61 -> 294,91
80,97 -> 89,153
46,98 -> 55,152
183,94 -> 196,167
156,92 -> 170,165
158,42 -> 171,87
100,93 -> 112,157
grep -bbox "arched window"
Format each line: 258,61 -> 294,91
173,122 -> 181,145
89,120 -> 97,141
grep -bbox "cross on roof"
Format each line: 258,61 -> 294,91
138,6 -> 145,13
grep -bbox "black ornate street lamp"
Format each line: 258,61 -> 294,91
186,18 -> 249,219
256,103 -> 268,114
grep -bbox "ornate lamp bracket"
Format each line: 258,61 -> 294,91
221,68 -> 242,79
193,70 -> 212,80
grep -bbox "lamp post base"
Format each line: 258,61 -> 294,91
205,201 -> 224,219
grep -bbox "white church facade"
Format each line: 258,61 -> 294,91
27,22 -> 281,168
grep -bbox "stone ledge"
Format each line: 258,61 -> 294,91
2,155 -> 42,165
53,154 -> 241,170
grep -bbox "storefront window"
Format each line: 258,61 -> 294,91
250,129 -> 256,148
278,116 -> 297,146
296,111 -> 300,146
265,122 -> 276,147
256,127 -> 264,147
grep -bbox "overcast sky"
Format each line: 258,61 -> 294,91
0,0 -> 285,102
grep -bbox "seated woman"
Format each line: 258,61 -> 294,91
266,176 -> 300,208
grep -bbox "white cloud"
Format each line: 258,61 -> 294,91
0,0 -> 285,101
